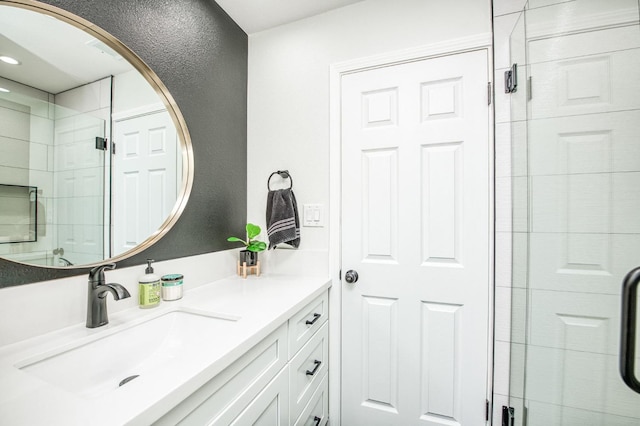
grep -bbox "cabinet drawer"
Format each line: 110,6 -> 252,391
156,324 -> 287,426
288,291 -> 328,358
293,372 -> 328,426
230,366 -> 289,426
289,322 -> 328,422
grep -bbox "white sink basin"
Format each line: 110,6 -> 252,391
16,309 -> 239,398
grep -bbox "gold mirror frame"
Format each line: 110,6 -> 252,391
0,0 -> 194,268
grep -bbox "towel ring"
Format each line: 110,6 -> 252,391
267,170 -> 293,191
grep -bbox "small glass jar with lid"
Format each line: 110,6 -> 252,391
161,274 -> 184,301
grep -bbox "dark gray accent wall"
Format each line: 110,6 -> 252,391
0,0 -> 248,287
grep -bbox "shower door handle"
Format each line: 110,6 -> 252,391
620,266 -> 640,393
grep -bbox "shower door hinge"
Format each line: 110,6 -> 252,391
485,400 -> 490,421
95,136 -> 107,151
502,406 -> 515,426
527,76 -> 533,101
504,63 -> 518,93
112,141 -> 117,155
488,82 -> 492,105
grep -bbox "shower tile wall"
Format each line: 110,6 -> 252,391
0,78 -> 55,263
0,78 -> 110,266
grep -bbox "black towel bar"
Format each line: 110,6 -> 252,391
267,170 -> 293,191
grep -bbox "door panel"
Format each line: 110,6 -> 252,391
341,50 -> 491,425
112,110 -> 177,256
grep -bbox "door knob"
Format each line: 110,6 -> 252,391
344,270 -> 359,284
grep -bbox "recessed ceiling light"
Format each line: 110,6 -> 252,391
0,87 -> 9,93
0,56 -> 20,65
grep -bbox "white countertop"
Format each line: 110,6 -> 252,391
0,274 -> 330,425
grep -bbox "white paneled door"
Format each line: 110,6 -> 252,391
112,110 -> 178,256
341,50 -> 491,425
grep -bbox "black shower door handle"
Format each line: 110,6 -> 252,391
620,266 -> 640,393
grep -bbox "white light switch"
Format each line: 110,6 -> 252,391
303,204 -> 324,227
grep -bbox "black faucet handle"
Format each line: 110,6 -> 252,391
89,263 -> 117,284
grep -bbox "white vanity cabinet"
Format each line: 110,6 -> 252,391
156,291 -> 329,426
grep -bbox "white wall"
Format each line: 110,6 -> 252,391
248,1 -> 492,424
0,250 -> 240,346
247,0 -> 492,270
112,69 -> 164,114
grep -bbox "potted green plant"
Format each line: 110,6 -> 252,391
227,223 -> 267,266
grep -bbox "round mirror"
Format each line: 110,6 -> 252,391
0,1 -> 193,268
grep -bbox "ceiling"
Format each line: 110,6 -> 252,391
215,0 -> 365,34
0,1 -> 364,95
0,5 -> 132,94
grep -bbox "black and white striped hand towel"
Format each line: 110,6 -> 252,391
266,188 -> 300,249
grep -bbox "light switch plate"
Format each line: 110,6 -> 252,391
303,204 -> 324,227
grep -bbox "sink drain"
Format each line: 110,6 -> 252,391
118,375 -> 140,387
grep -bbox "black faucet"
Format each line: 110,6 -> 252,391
86,263 -> 131,328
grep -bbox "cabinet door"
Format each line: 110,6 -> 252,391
230,367 -> 289,426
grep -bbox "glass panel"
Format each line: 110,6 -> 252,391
506,0 -> 640,424
507,8 -> 528,426
0,85 -> 106,266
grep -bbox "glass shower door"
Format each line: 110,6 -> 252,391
52,104 -> 106,266
508,0 -> 640,424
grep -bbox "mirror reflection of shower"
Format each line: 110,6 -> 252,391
0,4 -> 183,268
0,73 -> 179,267
0,79 -> 108,266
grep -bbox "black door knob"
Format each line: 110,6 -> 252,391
345,270 -> 359,284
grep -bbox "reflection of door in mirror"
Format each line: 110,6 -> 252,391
110,69 -> 178,258
112,110 -> 178,257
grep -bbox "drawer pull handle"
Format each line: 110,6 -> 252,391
306,360 -> 322,376
313,415 -> 322,425
306,313 -> 321,325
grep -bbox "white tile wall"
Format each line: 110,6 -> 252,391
0,136 -> 30,170
0,82 -> 55,255
0,106 -> 30,141
55,81 -> 103,114
527,400 -> 640,426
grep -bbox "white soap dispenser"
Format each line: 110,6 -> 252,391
139,259 -> 161,308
